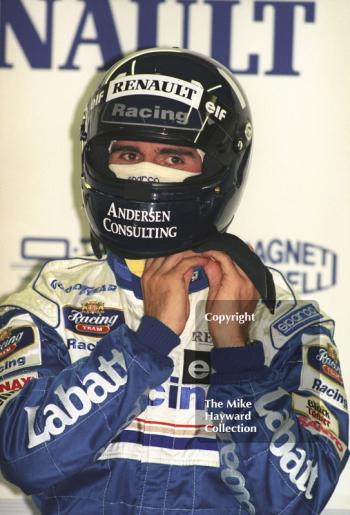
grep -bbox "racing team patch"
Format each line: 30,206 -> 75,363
300,334 -> 347,413
293,393 -> 346,459
306,343 -> 343,386
0,371 -> 38,414
63,301 -> 125,338
0,326 -> 35,360
0,322 -> 42,376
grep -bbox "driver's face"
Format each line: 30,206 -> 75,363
109,140 -> 202,173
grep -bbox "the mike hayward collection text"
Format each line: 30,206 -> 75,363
204,398 -> 257,434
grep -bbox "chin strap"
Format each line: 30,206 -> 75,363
194,232 -> 276,314
90,227 -> 275,313
90,230 -> 105,259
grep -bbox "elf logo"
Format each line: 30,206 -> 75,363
205,101 -> 227,121
182,349 -> 211,384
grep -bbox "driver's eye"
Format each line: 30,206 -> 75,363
163,155 -> 185,167
109,150 -> 142,164
170,156 -> 182,164
121,152 -> 139,161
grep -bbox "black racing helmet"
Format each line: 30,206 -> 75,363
81,47 -> 253,258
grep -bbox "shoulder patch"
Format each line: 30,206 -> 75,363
0,325 -> 35,360
0,371 -> 38,414
293,393 -> 346,459
273,303 -> 322,337
63,302 -> 125,338
0,317 -> 42,376
300,334 -> 347,413
270,301 -> 325,349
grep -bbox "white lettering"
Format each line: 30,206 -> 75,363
188,360 -> 210,380
106,74 -> 203,109
26,349 -> 127,448
255,388 -> 318,499
204,312 -> 255,325
43,404 -> 74,436
103,219 -> 177,239
220,438 -> 256,514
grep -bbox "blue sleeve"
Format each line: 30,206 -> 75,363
207,324 -> 349,515
0,310 -> 179,495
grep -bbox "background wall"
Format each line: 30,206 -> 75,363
0,0 -> 349,512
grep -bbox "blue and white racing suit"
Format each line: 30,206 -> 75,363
0,252 -> 348,514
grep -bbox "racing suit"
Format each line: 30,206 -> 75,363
0,252 -> 348,515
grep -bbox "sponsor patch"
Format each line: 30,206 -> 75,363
0,323 -> 41,375
300,334 -> 347,412
273,303 -> 322,337
192,331 -> 213,346
292,394 -> 339,435
50,280 -> 117,296
106,73 -> 203,109
67,338 -> 97,353
182,349 -> 211,384
306,344 -> 343,386
292,393 -> 345,459
308,377 -> 347,412
0,326 -> 35,360
0,372 -> 38,414
297,414 -> 346,460
63,302 -> 125,338
26,349 -> 127,448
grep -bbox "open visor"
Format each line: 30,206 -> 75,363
83,133 -> 248,193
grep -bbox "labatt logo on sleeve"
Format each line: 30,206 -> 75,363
255,388 -> 318,500
63,301 -> 125,338
0,372 -> 38,414
26,348 -> 127,448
